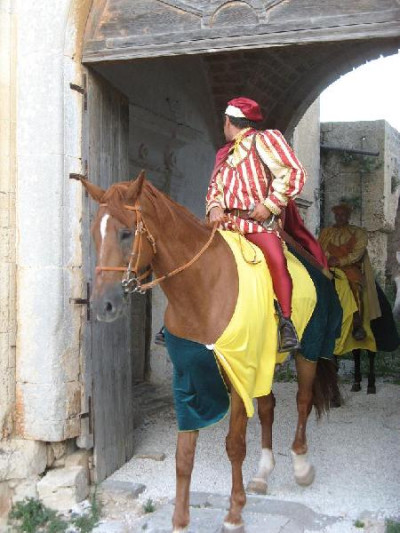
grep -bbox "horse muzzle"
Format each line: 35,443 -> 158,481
92,285 -> 127,323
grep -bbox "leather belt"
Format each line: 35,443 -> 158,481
225,208 -> 251,219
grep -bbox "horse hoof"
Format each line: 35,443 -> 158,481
246,478 -> 268,495
351,383 -> 361,392
222,522 -> 245,533
295,465 -> 315,486
367,385 -> 376,394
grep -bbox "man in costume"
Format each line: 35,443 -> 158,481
319,203 -> 381,340
206,97 -> 307,352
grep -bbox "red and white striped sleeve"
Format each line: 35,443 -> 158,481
206,171 -> 226,215
255,130 -> 307,215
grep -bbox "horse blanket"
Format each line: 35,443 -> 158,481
165,230 -> 343,431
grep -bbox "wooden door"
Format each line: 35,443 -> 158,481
80,69 -> 150,482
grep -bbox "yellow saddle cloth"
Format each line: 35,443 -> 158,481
213,231 -> 317,417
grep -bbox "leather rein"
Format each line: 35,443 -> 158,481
95,202 -> 218,294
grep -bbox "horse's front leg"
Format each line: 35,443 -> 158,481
224,388 -> 248,533
291,353 -> 316,486
172,430 -> 198,532
247,393 -> 275,495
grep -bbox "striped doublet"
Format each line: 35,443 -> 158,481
206,128 -> 307,234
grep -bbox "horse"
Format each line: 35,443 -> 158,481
80,171 -> 340,533
332,269 -> 400,395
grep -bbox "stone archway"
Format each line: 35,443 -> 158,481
82,1 -> 400,136
76,0 -> 400,481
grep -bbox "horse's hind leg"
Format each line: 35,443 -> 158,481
291,353 -> 316,486
223,388 -> 248,533
247,393 -> 275,495
351,349 -> 362,392
367,350 -> 376,394
172,430 -> 198,532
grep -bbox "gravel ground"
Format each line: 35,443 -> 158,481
105,378 -> 400,529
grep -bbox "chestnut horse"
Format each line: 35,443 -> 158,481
80,172 -> 338,533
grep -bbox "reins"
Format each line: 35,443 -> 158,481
95,202 -> 218,294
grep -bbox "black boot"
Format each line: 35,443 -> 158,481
154,327 -> 166,347
274,301 -> 301,353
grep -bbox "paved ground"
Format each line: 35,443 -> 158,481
93,375 -> 400,533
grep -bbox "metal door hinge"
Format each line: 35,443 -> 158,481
70,282 -> 91,321
70,74 -> 87,110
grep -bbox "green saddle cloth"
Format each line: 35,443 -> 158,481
164,329 -> 230,431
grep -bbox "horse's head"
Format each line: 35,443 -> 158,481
81,171 -> 156,322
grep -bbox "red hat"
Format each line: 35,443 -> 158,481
225,97 -> 263,122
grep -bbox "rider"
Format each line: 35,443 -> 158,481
319,203 -> 381,340
206,97 -> 307,352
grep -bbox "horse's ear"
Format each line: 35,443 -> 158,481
79,178 -> 106,203
126,169 -> 146,203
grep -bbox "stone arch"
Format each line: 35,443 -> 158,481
81,1 -> 400,136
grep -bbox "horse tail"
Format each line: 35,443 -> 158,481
312,357 -> 341,418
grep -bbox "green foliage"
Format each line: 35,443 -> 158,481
8,494 -> 101,533
274,360 -> 297,382
339,152 -> 381,176
391,174 -> 400,193
142,498 -> 156,514
8,498 -> 67,532
339,195 -> 362,211
70,491 -> 101,533
386,519 -> 400,532
354,519 -> 365,528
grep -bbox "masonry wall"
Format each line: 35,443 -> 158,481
292,98 -> 321,235
0,0 -> 16,443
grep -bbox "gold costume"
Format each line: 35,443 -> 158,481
319,224 -> 381,321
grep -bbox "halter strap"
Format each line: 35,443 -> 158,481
95,201 -> 218,293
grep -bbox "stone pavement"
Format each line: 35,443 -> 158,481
93,489 -> 386,532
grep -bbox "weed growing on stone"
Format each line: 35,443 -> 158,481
8,494 -> 101,533
386,519 -> 400,532
143,498 -> 156,513
8,498 -> 68,532
354,519 -> 365,528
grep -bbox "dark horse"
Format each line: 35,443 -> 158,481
80,172 -> 340,533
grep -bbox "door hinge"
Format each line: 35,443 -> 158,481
80,395 -> 93,434
70,73 -> 87,110
70,282 -> 91,321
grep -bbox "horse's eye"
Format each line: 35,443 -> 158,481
120,229 -> 133,240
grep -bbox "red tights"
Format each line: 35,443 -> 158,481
246,231 -> 293,318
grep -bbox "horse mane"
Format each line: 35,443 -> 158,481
100,179 -> 210,234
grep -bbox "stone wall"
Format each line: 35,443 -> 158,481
292,98 -> 321,235
321,120 -> 400,282
0,0 -> 16,442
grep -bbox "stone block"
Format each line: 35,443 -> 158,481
133,452 -> 166,461
0,481 -> 12,517
65,450 -> 90,470
11,476 -> 40,503
99,479 -> 146,500
0,439 -> 46,480
37,466 -> 89,512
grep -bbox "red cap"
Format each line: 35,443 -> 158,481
225,97 -> 263,122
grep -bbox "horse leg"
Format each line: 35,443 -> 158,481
172,430 -> 198,532
351,349 -> 362,392
291,353 -> 316,486
247,393 -> 275,495
223,388 -> 248,533
367,350 -> 376,394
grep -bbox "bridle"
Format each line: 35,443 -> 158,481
95,202 -> 218,294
